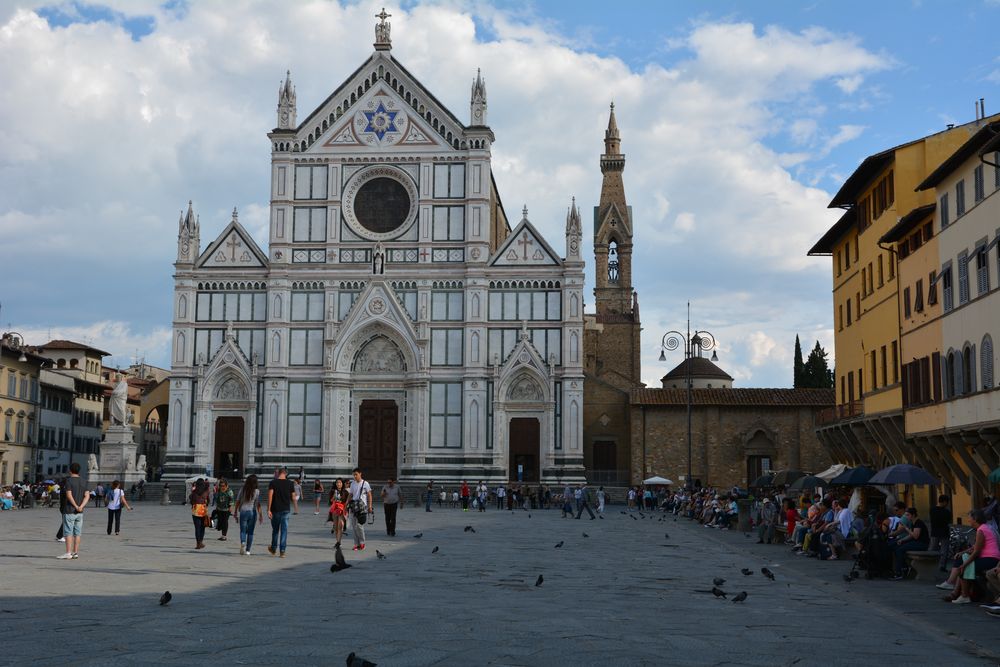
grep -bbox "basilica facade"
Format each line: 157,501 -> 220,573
164,15 -> 588,484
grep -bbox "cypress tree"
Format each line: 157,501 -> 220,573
793,335 -> 804,388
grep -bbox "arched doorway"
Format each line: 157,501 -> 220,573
358,400 -> 398,480
509,417 -> 540,482
214,416 -> 244,479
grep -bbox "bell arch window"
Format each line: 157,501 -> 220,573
608,240 -> 620,283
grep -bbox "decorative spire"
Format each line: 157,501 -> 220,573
521,204 -> 529,221
176,200 -> 199,263
604,102 -> 620,155
231,206 -> 239,223
374,7 -> 392,51
565,196 -> 581,235
470,68 -> 488,125
276,70 -> 296,129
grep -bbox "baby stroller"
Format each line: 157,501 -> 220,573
851,524 -> 894,579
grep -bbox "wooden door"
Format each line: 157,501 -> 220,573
358,400 -> 397,481
508,417 -> 540,482
214,417 -> 244,479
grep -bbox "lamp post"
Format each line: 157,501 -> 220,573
658,303 -> 718,491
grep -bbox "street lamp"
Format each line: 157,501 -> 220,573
658,302 -> 718,491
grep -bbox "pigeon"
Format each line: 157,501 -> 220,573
761,567 -> 775,581
431,546 -> 439,554
744,533 -> 751,538
711,587 -> 727,599
413,533 -> 423,539
620,511 -> 626,515
376,550 -> 386,560
713,577 -> 726,587
842,574 -> 853,583
159,591 -> 172,606
463,526 -> 475,533
741,568 -> 753,576
528,514 -> 531,518
630,515 -> 638,521
535,574 -> 544,587
346,652 -> 377,667
638,512 -> 645,518
582,532 -> 589,538
554,541 -> 564,549
732,591 -> 748,603
664,533 -> 670,540
331,545 -> 352,573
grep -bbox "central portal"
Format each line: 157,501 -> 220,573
358,400 -> 398,481
508,417 -> 540,483
214,416 -> 244,479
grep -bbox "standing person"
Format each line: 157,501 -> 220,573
596,486 -> 606,515
460,481 -> 471,511
757,497 -> 777,544
929,494 -> 952,572
267,467 -> 297,557
313,479 -> 325,515
94,483 -> 105,508
58,463 -> 90,560
381,477 -> 401,536
328,478 -> 349,547
234,474 -> 263,556
425,481 -> 434,512
214,479 -> 234,541
348,468 -> 373,551
496,484 -> 505,510
189,478 -> 210,550
477,480 -> 488,512
105,480 -> 132,536
297,466 -> 306,483
292,477 -> 303,515
561,483 -> 574,518
575,483 -> 596,520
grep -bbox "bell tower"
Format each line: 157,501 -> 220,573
593,103 -> 633,317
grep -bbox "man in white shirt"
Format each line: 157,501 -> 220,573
348,468 -> 373,551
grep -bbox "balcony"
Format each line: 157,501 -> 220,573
816,401 -> 864,426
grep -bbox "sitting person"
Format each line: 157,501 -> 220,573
802,499 -> 834,557
890,507 -> 930,580
941,509 -> 1000,604
819,497 -> 853,559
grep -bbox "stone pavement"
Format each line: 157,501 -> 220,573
1,503 -> 997,666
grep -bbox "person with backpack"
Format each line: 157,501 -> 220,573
105,480 -> 132,536
348,468 -> 373,551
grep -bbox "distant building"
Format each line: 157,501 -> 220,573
37,368 -> 75,479
0,333 -> 45,484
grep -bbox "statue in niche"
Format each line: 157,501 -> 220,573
373,242 -> 385,275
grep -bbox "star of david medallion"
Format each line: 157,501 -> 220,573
355,99 -> 408,145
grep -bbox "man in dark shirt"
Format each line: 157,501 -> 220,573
267,467 -> 297,557
59,462 -> 90,560
891,507 -> 930,580
929,494 -> 952,571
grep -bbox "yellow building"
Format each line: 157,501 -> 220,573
0,333 -> 46,484
808,113 -> 999,512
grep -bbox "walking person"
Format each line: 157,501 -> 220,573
757,497 -> 777,544
94,483 -> 105,508
58,463 -> 90,560
105,480 -> 132,535
460,480 -> 471,511
496,484 -> 505,510
189,478 -> 210,550
561,483 -> 574,518
234,474 -> 263,556
425,481 -> 434,512
329,478 -> 349,547
267,467 -> 297,557
292,477 -> 303,515
381,477 -> 401,536
313,479 -> 325,515
477,480 -> 488,512
214,478 -> 234,541
575,483 -> 596,520
348,468 -> 373,551
596,486 -> 606,515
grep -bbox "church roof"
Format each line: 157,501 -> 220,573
37,339 -> 111,357
632,387 -> 835,407
661,356 -> 733,382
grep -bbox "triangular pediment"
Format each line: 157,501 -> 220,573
332,280 -> 420,373
295,53 -> 467,154
200,327 -> 255,401
196,218 -> 268,270
489,217 -> 562,267
497,331 -> 551,402
595,202 -> 632,242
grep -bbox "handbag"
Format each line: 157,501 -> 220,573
203,513 -> 211,527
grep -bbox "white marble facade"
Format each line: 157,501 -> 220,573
165,20 -> 585,483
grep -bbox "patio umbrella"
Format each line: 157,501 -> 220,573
815,463 -> 849,482
787,475 -> 825,492
771,470 -> 806,486
184,475 -> 218,485
989,467 -> 1000,484
868,464 -> 940,487
829,466 -> 875,486
749,472 -> 774,488
642,476 -> 673,485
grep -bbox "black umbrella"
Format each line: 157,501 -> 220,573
869,464 -> 940,487
829,466 -> 875,486
750,473 -> 774,488
771,470 -> 806,486
787,475 -> 825,492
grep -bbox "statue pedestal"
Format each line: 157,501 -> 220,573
89,426 -> 146,486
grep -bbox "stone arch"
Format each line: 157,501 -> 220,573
471,331 -> 480,363
268,399 -> 279,447
505,372 -> 545,402
336,322 -> 418,374
172,399 -> 183,447
470,398 -> 480,448
471,293 -> 480,318
178,294 -> 187,319
570,294 -> 579,318
352,335 -> 406,374
175,331 -> 186,363
569,331 -> 579,363
271,332 -> 281,361
214,375 -> 249,401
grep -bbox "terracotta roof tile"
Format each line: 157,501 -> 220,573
631,387 -> 835,407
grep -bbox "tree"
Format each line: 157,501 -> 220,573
801,341 -> 834,389
793,335 -> 804,388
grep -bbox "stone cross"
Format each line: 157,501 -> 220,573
226,234 -> 242,262
517,232 -> 533,260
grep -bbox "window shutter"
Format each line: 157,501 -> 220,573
932,351 -> 942,401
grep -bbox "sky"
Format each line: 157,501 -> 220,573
1,0 -> 998,385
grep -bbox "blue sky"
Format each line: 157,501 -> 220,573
0,0 -> 998,384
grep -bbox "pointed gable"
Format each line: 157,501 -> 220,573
489,211 -> 562,267
594,201 -> 632,242
295,53 -> 469,155
196,211 -> 269,270
332,280 -> 420,373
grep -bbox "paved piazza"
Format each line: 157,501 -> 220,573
2,502 -> 998,665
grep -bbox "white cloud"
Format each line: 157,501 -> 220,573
835,74 -> 863,94
0,3 -> 892,388
17,321 -> 173,370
